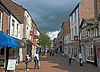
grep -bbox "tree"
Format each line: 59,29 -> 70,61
38,31 -> 51,48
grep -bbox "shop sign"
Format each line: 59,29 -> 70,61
7,59 -> 16,70
34,35 -> 38,39
97,48 -> 100,61
30,31 -> 33,36
77,44 -> 80,48
74,36 -> 78,41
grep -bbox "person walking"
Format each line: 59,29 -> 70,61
34,50 -> 40,69
79,52 -> 83,66
68,52 -> 72,66
49,49 -> 52,56
25,53 -> 30,71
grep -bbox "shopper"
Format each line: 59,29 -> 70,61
68,52 -> 72,66
79,52 -> 83,66
34,50 -> 40,69
25,53 -> 30,71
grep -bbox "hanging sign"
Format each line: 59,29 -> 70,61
30,31 -> 33,36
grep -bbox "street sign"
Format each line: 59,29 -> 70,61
7,59 -> 16,70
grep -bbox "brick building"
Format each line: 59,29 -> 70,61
62,20 -> 71,55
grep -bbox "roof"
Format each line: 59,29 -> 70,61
85,18 -> 98,25
80,18 -> 98,29
69,3 -> 79,16
0,1 -> 10,15
1,0 -> 25,24
0,1 -> 22,24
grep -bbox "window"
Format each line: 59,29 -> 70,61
0,48 -> 4,55
75,26 -> 77,35
74,11 -> 76,23
0,11 -> 2,31
12,20 -> 15,36
17,24 -> 18,37
72,28 -> 73,37
71,15 -> 73,25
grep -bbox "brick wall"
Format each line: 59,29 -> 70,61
63,20 -> 70,36
32,21 -> 37,41
0,7 -> 9,34
97,0 -> 100,14
79,0 -> 95,23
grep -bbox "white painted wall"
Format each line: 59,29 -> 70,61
24,10 -> 32,40
20,24 -> 23,39
70,7 -> 79,40
10,15 -> 21,39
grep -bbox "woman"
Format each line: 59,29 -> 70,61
34,50 -> 40,69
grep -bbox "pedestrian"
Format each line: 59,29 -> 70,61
25,53 -> 30,71
79,51 -> 83,66
34,50 -> 40,69
68,52 -> 72,66
49,49 -> 52,56
52,50 -> 54,56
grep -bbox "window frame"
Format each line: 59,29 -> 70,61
0,11 -> 3,31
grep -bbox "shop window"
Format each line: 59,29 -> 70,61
0,48 -> 4,55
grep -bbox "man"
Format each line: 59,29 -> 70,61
68,52 -> 72,66
79,52 -> 83,66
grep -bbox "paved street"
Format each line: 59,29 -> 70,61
15,54 -> 100,72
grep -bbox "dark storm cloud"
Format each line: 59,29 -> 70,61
13,0 -> 81,32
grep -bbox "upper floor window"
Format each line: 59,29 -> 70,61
74,11 -> 76,23
0,11 -> 2,31
71,15 -> 73,25
17,24 -> 18,37
72,28 -> 73,37
12,20 -> 15,36
75,26 -> 77,35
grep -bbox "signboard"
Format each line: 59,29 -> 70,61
30,31 -> 33,36
34,35 -> 38,39
7,59 -> 16,70
74,36 -> 78,41
77,44 -> 80,48
97,48 -> 100,60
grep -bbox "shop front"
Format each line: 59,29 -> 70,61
0,32 -> 17,71
27,39 -> 40,57
94,38 -> 100,67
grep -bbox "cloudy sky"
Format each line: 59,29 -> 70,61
13,0 -> 81,40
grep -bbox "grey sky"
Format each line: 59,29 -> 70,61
13,0 -> 81,32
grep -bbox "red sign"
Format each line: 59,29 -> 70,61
34,35 -> 38,39
74,36 -> 78,41
30,31 -> 33,36
97,48 -> 100,60
77,44 -> 80,48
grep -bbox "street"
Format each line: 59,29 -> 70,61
16,54 -> 100,72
